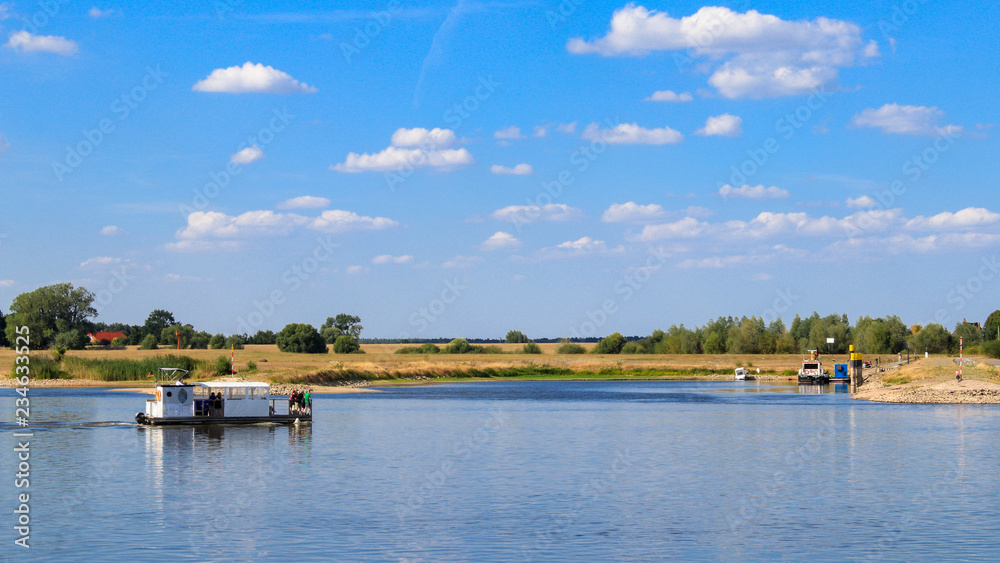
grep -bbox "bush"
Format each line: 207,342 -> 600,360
444,338 -> 473,354
333,335 -> 362,354
592,332 -> 627,354
246,360 -> 257,372
139,334 -> 159,350
522,342 -> 541,354
556,343 -> 586,354
189,332 -> 211,349
620,342 -> 646,354
395,343 -> 441,354
982,340 -> 1000,359
276,323 -> 328,354
214,355 -> 232,376
53,330 -> 89,350
209,334 -> 225,349
110,337 -> 127,347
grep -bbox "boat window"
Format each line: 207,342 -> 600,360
803,363 -> 819,370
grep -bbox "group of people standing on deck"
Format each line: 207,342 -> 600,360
289,390 -> 312,415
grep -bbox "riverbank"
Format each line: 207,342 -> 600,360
854,357 -> 1000,404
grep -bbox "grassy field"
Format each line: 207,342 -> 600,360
0,343 -> 895,384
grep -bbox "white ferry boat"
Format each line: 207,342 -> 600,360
797,350 -> 830,385
734,367 -> 752,381
134,368 -> 311,426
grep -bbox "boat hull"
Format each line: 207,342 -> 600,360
136,413 -> 311,426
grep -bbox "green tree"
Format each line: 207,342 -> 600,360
276,323 -> 328,354
53,329 -> 89,350
110,336 -> 127,347
321,314 -> 363,343
592,332 -> 627,354
443,338 -> 473,354
985,310 -> 1000,341
953,321 -> 983,347
4,283 -> 97,349
332,334 -> 362,354
139,334 -> 159,350
522,342 -> 541,354
0,309 -> 8,347
911,324 -> 953,354
189,331 -> 212,349
159,324 -> 196,348
505,330 -> 529,343
209,333 -> 226,349
143,309 -> 176,339
224,334 -> 246,350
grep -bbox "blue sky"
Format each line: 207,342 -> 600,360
1,0 -> 997,339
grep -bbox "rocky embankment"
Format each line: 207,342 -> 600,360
854,360 -> 1000,404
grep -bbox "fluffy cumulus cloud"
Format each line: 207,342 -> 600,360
718,184 -> 789,199
491,203 -> 583,223
850,104 -> 963,136
100,225 -> 123,236
481,231 -> 522,250
582,122 -> 683,145
230,145 -> 264,164
192,62 -> 317,94
542,237 -> 624,257
80,256 -> 124,268
5,31 -> 78,55
88,7 -> 115,18
0,280 -> 15,288
371,254 -> 414,265
905,208 -> 1000,230
332,127 -> 472,173
644,90 -> 693,102
276,196 -> 330,210
630,217 -> 707,241
696,114 -> 743,137
601,202 -> 666,223
568,5 -> 876,98
846,195 -> 877,208
173,209 -> 397,241
490,163 -> 533,175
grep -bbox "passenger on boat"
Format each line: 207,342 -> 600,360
288,392 -> 295,414
304,390 -> 311,415
214,392 -> 223,415
208,392 -> 216,415
297,391 -> 305,413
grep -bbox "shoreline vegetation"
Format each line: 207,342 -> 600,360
3,344 -> 999,404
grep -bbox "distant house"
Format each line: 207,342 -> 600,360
87,331 -> 127,344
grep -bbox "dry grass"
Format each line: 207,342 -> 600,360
0,343 -> 843,381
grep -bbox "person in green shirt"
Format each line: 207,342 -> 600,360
304,390 -> 311,415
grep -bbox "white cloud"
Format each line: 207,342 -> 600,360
0,280 -> 15,288
533,125 -> 549,137
175,209 -> 397,240
696,114 -> 743,137
568,5 -> 874,98
718,184 -> 789,200
582,122 -> 683,145
0,4 -> 12,20
490,163 -> 533,175
850,104 -> 963,136
5,31 -> 78,55
276,196 -> 330,210
192,62 -> 317,94
80,256 -> 123,268
390,127 -> 456,149
846,195 -> 877,209
230,145 -> 264,164
100,225 -> 123,236
557,237 -> 607,252
601,202 -> 666,223
332,127 -> 472,173
481,231 -> 521,251
494,126 -> 524,139
372,254 -> 414,265
630,217 -> 707,241
491,203 -> 583,223
556,122 -> 577,134
905,208 -> 1000,230
644,90 -> 693,102
88,6 -> 115,18
164,240 -> 242,252
345,265 -> 368,275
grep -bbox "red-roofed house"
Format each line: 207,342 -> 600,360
88,331 -> 127,344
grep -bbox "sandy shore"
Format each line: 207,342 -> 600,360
0,378 -> 378,394
853,357 -> 1000,404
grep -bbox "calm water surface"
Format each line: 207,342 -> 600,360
2,380 -> 998,561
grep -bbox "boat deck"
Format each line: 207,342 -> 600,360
140,413 -> 312,426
